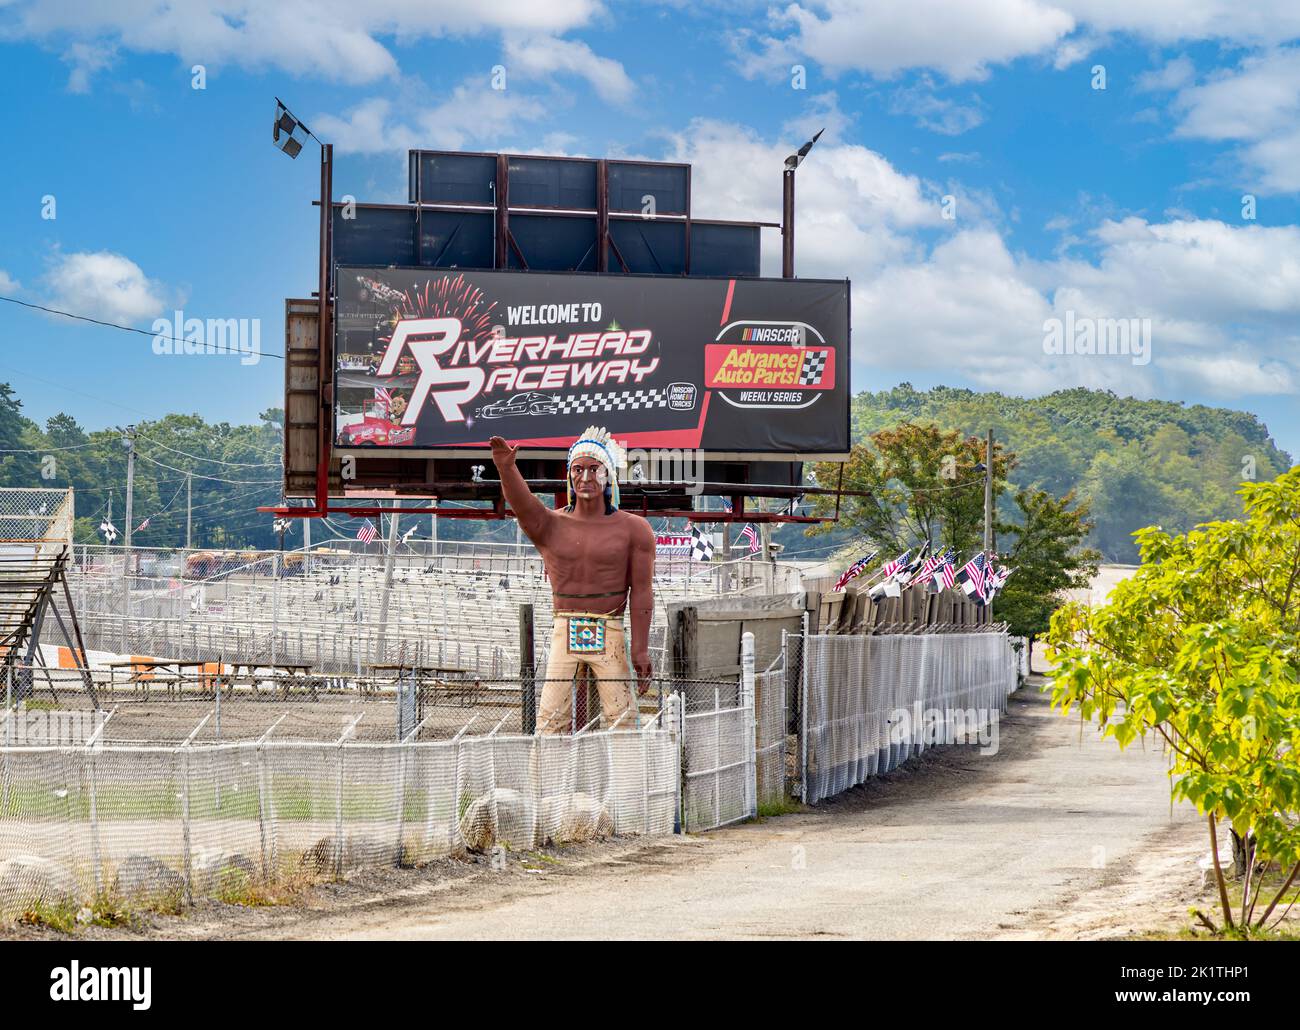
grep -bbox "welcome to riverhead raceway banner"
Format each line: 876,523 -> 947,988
333,266 -> 850,459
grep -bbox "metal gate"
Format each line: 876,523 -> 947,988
677,633 -> 757,832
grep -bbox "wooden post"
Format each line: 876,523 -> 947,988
670,606 -> 698,681
804,591 -> 821,636
519,603 -> 535,734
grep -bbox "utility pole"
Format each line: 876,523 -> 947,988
983,428 -> 994,557
374,504 -> 401,663
123,426 -> 136,553
185,473 -> 192,549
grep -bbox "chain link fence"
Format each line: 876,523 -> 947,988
801,632 -> 1019,804
0,722 -> 679,917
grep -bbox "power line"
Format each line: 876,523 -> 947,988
134,437 -> 280,468
0,294 -> 286,360
134,450 -> 282,485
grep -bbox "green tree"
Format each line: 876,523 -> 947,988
808,422 -> 1012,554
996,488 -> 1100,666
1046,466 -> 1300,936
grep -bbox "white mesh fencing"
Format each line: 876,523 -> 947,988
801,632 -> 1019,804
0,725 -> 678,916
679,675 -> 756,833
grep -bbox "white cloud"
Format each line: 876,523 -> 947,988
759,0 -> 1075,82
853,215 -> 1300,399
44,251 -> 168,324
61,40 -> 117,93
663,119 -> 945,280
888,79 -> 985,135
0,270 -> 19,294
782,91 -> 855,143
1136,54 -> 1194,92
502,35 -> 634,104
313,86 -> 549,155
6,0 -> 608,84
650,124 -> 1293,402
1168,47 -> 1300,193
749,1 -> 1300,83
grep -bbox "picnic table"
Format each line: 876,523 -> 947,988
106,659 -> 209,699
222,662 -> 318,698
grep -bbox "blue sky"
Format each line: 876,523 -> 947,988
2,1 -> 1299,456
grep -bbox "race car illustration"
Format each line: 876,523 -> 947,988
476,391 -> 560,419
338,415 -> 415,446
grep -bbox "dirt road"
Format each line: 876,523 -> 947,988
221,679 -> 1208,940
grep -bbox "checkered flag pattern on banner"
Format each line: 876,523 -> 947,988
798,349 -> 829,386
551,389 -> 672,415
689,523 -> 714,562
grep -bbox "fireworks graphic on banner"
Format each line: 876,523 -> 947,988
379,275 -> 499,355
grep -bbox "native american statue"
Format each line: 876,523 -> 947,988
490,427 -> 656,734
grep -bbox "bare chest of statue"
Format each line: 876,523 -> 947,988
541,511 -> 633,613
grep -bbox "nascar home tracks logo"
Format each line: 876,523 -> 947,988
706,320 -> 835,410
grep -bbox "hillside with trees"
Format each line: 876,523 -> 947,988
0,380 -> 1291,561
777,384 -> 1293,564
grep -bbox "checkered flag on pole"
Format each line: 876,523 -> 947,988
689,523 -> 714,562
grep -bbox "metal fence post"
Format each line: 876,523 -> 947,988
800,622 -> 810,805
519,603 -> 535,734
180,746 -> 193,904
666,691 -> 683,834
256,741 -> 269,880
741,631 -> 756,819
334,743 -> 345,877
85,746 -> 101,895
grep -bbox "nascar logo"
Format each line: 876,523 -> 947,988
741,326 -> 804,344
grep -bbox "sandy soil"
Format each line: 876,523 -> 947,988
4,677 -> 1237,940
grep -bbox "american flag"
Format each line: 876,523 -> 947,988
918,546 -> 950,581
739,524 -> 760,553
136,517 -> 150,532
879,549 -> 911,579
357,520 -> 378,544
833,550 -> 878,592
374,387 -> 393,410
721,498 -> 734,513
957,552 -> 989,596
933,552 -> 958,591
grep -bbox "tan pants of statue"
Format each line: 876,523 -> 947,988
538,617 -> 638,734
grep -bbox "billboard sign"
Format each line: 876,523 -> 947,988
334,266 -> 850,459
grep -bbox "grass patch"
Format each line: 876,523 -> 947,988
213,868 -> 312,908
757,796 -> 805,819
15,892 -> 142,933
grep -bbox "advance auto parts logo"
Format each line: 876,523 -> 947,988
705,321 -> 835,410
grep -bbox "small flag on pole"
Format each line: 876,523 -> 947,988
136,517 -> 150,532
957,552 -> 988,597
739,524 -> 760,553
832,550 -> 877,592
689,523 -> 714,562
357,520 -> 378,544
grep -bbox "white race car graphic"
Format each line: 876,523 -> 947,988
476,392 -> 559,419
